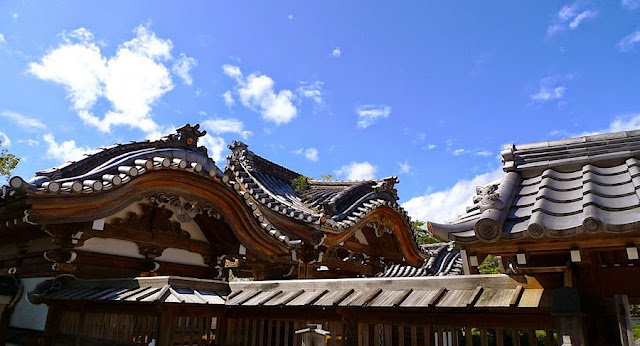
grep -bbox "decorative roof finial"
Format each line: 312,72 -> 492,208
174,123 -> 207,148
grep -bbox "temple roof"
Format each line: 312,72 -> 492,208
224,140 -> 409,232
1,124 -> 425,261
429,129 -> 640,243
377,242 -> 462,277
29,274 -> 547,310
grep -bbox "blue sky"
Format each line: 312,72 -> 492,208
3,1 -> 640,222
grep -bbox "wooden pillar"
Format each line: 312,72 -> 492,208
156,307 -> 174,346
556,316 -> 586,346
614,295 -> 635,346
338,309 -> 359,346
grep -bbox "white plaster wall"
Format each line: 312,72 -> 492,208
175,219 -> 208,242
354,229 -> 369,245
104,201 -> 141,223
77,238 -> 144,259
10,277 -> 52,331
104,199 -> 209,243
156,248 -> 206,267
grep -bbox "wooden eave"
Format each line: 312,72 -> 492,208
323,207 -> 426,266
460,228 -> 640,257
22,171 -> 290,260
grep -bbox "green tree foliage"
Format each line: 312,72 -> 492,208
412,220 -> 441,245
292,175 -> 312,194
478,255 -> 503,274
320,173 -> 333,181
0,141 -> 20,183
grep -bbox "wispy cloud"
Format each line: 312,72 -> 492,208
222,64 -> 298,125
547,2 -> 597,37
336,161 -> 377,180
172,53 -> 197,85
0,33 -> 4,45
18,139 -> 39,146
1,110 -> 46,130
356,104 -> 391,129
622,0 -> 639,10
0,132 -> 11,147
297,81 -> 323,112
529,75 -> 573,105
402,167 -> 504,223
618,31 -> 640,52
295,147 -> 319,162
332,47 -> 341,58
202,118 -> 252,139
29,26 -> 196,135
222,91 -> 235,107
397,161 -> 411,174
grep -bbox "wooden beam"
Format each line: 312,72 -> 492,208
614,295 -> 635,346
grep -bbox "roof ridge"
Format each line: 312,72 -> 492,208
502,129 -> 640,172
37,124 -> 210,180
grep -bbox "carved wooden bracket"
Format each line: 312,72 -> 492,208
148,193 -> 221,223
47,223 -> 90,248
110,203 -> 190,239
366,215 -> 394,238
137,243 -> 167,259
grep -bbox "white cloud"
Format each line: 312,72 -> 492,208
11,12 -> 18,21
288,14 -> 294,20
43,134 -> 93,163
622,0 -> 640,10
402,168 -> 504,223
297,81 -> 323,105
18,139 -> 39,146
593,114 -> 640,134
426,144 -> 437,150
618,31 -> 640,52
397,161 -> 411,174
530,86 -> 566,102
295,148 -> 319,162
222,91 -> 235,107
172,53 -> 197,85
569,10 -> 597,29
337,161 -> 377,180
453,149 -> 466,156
1,110 -> 46,130
0,33 -> 4,44
476,151 -> 492,156
529,75 -> 572,104
332,47 -> 341,58
202,118 -> 252,139
547,3 -> 597,37
0,132 -> 11,147
200,134 -> 226,163
222,65 -> 297,125
29,25 -> 192,135
356,104 -> 391,129
222,64 -> 243,82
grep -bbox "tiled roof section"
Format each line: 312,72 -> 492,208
224,141 -> 408,231
377,242 -> 462,277
502,129 -> 640,173
28,276 -> 229,305
228,275 -> 545,310
2,124 -> 223,199
430,129 -> 640,243
31,275 -> 546,310
0,125 -> 290,246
